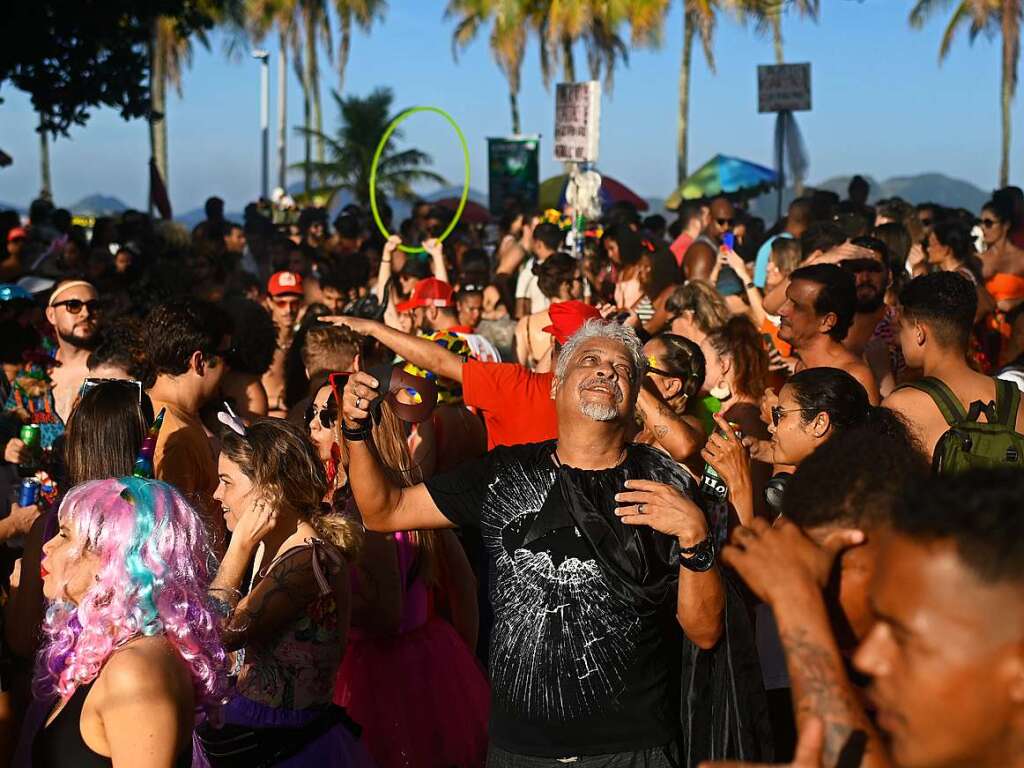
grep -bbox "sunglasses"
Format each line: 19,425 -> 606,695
52,299 -> 99,314
306,399 -> 338,429
79,378 -> 143,402
273,297 -> 303,308
771,406 -> 814,427
716,218 -> 735,227
980,218 -> 1000,228
919,218 -> 933,227
841,258 -> 884,274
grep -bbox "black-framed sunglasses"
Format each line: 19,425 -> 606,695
716,218 -> 735,227
52,299 -> 100,315
79,377 -> 143,402
306,399 -> 338,429
771,405 -> 815,427
980,218 -> 1000,228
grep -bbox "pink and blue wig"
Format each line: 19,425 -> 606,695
37,477 -> 226,703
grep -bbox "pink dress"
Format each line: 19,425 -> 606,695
335,532 -> 490,768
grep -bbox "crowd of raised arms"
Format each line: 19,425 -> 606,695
0,179 -> 1021,768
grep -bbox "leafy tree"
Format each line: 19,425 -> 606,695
0,1 -> 223,135
910,0 -> 1021,186
294,87 -> 445,205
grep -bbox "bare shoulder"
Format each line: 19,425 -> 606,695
101,637 -> 185,690
882,384 -> 930,412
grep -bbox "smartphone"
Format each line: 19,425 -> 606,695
722,232 -> 735,251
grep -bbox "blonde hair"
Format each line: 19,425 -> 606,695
301,325 -> 360,378
221,418 -> 362,559
666,280 -> 730,334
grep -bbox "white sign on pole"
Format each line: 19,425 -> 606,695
553,81 -> 601,163
757,63 -> 811,113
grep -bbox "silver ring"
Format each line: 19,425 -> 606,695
356,397 -> 365,410
638,503 -> 645,515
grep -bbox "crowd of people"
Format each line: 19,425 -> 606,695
0,176 -> 1020,768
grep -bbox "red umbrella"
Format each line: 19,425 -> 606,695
435,197 -> 491,225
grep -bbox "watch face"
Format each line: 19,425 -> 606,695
678,536 -> 715,572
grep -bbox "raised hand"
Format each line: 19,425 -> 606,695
614,479 -> 709,548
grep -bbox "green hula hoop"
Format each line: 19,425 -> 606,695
369,106 -> 471,255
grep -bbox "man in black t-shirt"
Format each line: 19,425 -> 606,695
340,319 -> 725,765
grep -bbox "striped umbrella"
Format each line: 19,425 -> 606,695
666,154 -> 779,209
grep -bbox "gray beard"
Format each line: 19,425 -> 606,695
578,401 -> 619,421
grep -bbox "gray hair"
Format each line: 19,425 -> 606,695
554,319 -> 647,384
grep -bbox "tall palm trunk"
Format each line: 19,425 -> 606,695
338,10 -> 351,93
277,30 -> 288,192
999,0 -> 1019,187
772,14 -> 784,64
302,10 -> 315,195
677,11 -> 694,185
510,90 -> 521,135
562,37 -> 576,81
38,114 -> 52,200
149,18 -> 169,212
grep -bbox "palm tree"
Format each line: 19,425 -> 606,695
148,2 -> 242,207
294,87 -> 446,206
446,0 -> 530,135
38,113 -> 52,200
910,0 -> 1021,186
333,1 -> 387,94
742,0 -> 818,63
677,2 -> 725,185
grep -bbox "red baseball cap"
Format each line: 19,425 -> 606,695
267,271 -> 304,297
542,300 -> 603,344
396,278 -> 454,313
7,227 -> 26,243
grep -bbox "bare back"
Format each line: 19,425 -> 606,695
883,371 -> 1024,458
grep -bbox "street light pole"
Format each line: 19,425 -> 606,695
253,49 -> 270,201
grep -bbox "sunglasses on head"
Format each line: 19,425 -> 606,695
79,378 -> 143,402
306,399 -> 338,429
52,299 -> 99,314
841,258 -> 884,274
981,218 -> 1000,228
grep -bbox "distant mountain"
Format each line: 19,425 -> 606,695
748,172 -> 989,222
68,194 -> 133,216
814,173 -> 989,211
175,207 -> 245,228
0,201 -> 25,215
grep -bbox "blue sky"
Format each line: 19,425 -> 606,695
0,0 -> 1014,214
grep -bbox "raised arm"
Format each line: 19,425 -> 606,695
635,385 -> 707,463
375,235 -> 401,302
342,371 -> 454,532
320,316 -> 464,384
721,518 -> 892,768
423,238 -> 449,284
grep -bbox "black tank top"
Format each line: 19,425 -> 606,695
32,677 -> 193,767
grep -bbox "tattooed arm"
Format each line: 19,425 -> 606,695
722,519 -> 892,768
635,383 -> 707,463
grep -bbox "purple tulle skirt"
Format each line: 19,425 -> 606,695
335,617 -> 490,768
194,693 -> 376,768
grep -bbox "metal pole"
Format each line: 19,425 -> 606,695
254,50 -> 270,200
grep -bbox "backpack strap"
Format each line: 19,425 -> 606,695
993,378 -> 1022,429
900,377 -> 966,426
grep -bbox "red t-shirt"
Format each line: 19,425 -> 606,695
669,233 -> 694,267
462,360 -> 558,449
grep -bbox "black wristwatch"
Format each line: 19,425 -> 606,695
676,534 -> 716,572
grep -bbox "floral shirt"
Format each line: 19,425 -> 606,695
237,539 -> 345,710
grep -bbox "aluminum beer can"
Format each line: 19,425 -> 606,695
19,424 -> 41,450
19,478 -> 40,507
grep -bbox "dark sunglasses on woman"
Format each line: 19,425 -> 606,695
306,400 -> 338,429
